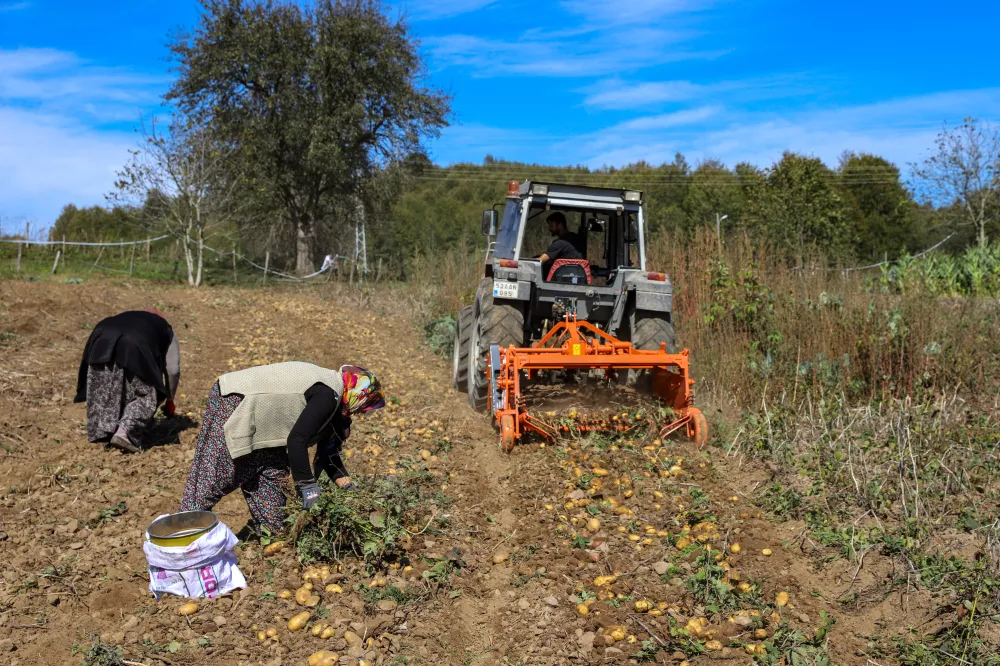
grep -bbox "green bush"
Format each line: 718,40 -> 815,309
423,315 -> 456,358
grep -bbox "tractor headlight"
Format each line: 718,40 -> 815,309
530,184 -> 549,196
624,190 -> 641,202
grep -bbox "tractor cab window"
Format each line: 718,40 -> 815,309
625,211 -> 640,269
521,207 -> 587,260
584,214 -> 609,283
493,200 -> 521,259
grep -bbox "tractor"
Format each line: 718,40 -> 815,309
452,180 -> 705,451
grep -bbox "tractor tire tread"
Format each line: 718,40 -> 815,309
468,283 -> 524,411
632,315 -> 675,353
452,305 -> 474,392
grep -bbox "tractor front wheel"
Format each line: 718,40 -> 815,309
452,305 -> 474,392
468,279 -> 525,411
623,310 -> 676,388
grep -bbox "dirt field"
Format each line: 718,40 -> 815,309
0,279 -> 977,666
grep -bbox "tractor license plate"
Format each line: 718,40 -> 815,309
493,281 -> 518,299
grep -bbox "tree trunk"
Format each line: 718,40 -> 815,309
296,216 -> 315,275
979,221 -> 988,249
182,229 -> 196,286
195,227 -> 205,287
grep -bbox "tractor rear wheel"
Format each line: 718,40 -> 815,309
624,311 -> 676,388
468,280 -> 525,411
632,313 -> 676,353
452,305 -> 474,392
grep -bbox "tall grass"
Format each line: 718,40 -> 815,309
649,229 -> 1000,412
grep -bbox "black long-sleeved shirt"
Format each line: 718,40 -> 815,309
287,383 -> 351,484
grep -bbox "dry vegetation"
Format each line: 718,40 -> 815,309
1,239 -> 999,666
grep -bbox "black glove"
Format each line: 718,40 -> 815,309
298,481 -> 322,510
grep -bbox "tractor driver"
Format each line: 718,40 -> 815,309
537,212 -> 584,278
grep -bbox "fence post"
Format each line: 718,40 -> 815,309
24,222 -> 29,249
16,242 -> 22,273
146,238 -> 151,262
90,245 -> 105,274
375,257 -> 383,284
129,243 -> 136,277
232,245 -> 238,284
51,249 -> 61,274
263,251 -> 270,285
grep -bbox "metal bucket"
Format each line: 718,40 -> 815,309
146,511 -> 218,548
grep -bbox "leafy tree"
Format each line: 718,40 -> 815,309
839,152 -> 918,260
743,152 -> 852,259
112,117 -> 239,287
49,204 -> 136,243
912,117 -> 1000,248
166,0 -> 450,273
683,160 -> 745,238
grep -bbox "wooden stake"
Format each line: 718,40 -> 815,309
15,242 -> 21,273
376,257 -> 383,284
51,249 -> 61,274
129,243 -> 136,277
146,238 -> 150,262
263,251 -> 270,285
232,246 -> 238,284
90,245 -> 105,274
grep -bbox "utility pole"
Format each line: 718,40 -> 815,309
354,204 -> 368,276
715,213 -> 728,254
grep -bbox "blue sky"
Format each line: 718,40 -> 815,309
2,0 -> 1000,226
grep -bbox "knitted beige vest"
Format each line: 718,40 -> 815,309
218,361 -> 344,459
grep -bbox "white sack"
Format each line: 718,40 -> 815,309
143,516 -> 247,600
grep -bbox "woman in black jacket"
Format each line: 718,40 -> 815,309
74,308 -> 180,453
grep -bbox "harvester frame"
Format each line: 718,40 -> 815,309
488,315 -> 707,451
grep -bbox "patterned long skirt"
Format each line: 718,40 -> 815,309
179,381 -> 290,534
86,363 -> 158,444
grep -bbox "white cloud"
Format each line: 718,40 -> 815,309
561,0 -> 716,26
0,48 -> 167,222
0,47 -> 166,108
399,0 -> 497,20
428,31 -> 723,78
611,106 -> 720,132
427,88 -> 1000,174
0,107 -> 133,222
581,75 -> 813,109
426,0 -> 724,78
576,89 -> 1000,170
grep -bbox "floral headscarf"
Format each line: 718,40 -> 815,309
340,365 -> 385,414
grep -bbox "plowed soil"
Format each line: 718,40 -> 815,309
0,280 -> 955,665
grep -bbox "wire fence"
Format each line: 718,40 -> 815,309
0,229 -> 372,285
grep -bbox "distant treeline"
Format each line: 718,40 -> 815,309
38,148 -> 988,276
379,151 -> 967,268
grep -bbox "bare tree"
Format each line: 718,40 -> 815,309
912,117 -> 1000,248
112,117 -> 237,286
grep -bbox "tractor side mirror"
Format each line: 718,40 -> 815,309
482,209 -> 498,236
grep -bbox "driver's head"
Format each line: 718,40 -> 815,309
547,212 -> 568,236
